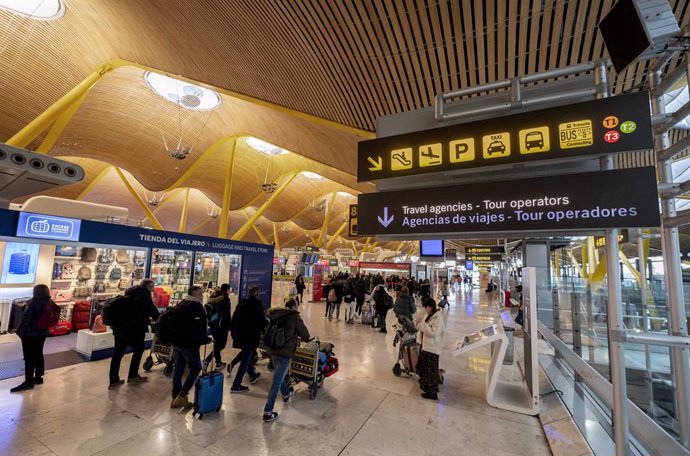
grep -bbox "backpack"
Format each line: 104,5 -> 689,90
408,296 -> 416,316
35,300 -> 61,330
327,288 -> 337,303
80,247 -> 97,263
98,249 -> 114,264
52,262 -> 61,280
156,306 -> 181,345
384,293 -> 394,309
101,295 -> 130,327
77,266 -> 92,281
205,301 -> 220,324
93,281 -> 106,293
264,314 -> 290,350
115,250 -> 130,264
109,268 -> 122,280
60,263 -> 75,280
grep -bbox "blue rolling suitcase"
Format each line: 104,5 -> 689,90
193,349 -> 223,419
8,253 -> 30,275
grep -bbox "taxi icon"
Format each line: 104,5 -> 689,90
486,140 -> 506,156
525,131 -> 544,150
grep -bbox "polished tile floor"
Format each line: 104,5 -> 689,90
0,282 -> 552,456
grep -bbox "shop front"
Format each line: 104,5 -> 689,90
357,261 -> 412,285
0,209 -> 273,370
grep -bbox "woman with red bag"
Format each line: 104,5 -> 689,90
11,284 -> 58,393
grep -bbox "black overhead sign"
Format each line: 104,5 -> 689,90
466,254 -> 503,262
357,92 -> 652,182
357,167 -> 660,237
466,246 -> 505,254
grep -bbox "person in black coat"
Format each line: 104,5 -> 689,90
108,279 -> 160,390
204,283 -> 232,370
294,274 -> 306,302
11,284 -> 52,393
230,287 -> 266,393
355,275 -> 367,316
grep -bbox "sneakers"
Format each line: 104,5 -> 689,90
171,395 -> 194,408
215,362 -> 227,371
282,387 -> 294,402
127,375 -> 148,384
421,392 -> 438,401
263,411 -> 279,423
10,383 -> 33,393
250,373 -> 261,384
108,380 -> 125,390
33,377 -> 44,385
231,385 -> 249,393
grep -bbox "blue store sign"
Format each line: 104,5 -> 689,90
16,212 -> 81,242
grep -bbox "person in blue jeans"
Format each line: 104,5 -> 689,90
170,286 -> 210,408
230,287 -> 267,393
263,298 -> 310,423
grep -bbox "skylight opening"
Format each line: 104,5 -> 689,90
0,0 -> 64,19
144,71 -> 221,111
302,171 -> 325,181
246,137 -> 285,156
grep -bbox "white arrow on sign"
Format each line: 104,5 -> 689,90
377,207 -> 394,227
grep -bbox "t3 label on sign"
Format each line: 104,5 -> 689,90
357,168 -> 660,237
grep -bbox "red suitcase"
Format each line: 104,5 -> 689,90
504,290 -> 512,308
49,321 -> 72,336
73,301 -> 91,312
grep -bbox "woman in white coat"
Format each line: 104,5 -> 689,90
415,298 -> 446,400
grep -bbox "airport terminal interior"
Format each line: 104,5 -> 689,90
0,1 -> 690,455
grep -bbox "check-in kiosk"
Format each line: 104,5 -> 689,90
454,267 -> 539,416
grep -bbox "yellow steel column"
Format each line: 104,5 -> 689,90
273,222 -> 281,253
326,221 -> 348,251
363,237 -> 371,253
351,241 -> 359,256
189,218 -> 212,234
151,189 -> 184,214
218,138 -> 238,238
114,167 -> 164,230
231,171 -> 299,240
318,192 -> 337,248
7,61 -> 120,148
242,210 -> 270,244
36,91 -> 90,154
75,165 -> 113,200
178,188 -> 191,233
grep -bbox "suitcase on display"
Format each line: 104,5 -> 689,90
73,301 -> 91,312
402,339 -> 420,374
8,252 -> 30,275
193,370 -> 224,419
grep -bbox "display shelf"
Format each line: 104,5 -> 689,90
54,256 -> 80,260
51,279 -> 74,282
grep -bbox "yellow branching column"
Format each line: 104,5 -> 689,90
218,138 -> 238,238
178,188 -> 190,233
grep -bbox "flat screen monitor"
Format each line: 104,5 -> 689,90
420,240 -> 444,257
599,0 -> 651,73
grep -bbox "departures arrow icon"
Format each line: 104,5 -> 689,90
377,207 -> 394,228
367,156 -> 383,172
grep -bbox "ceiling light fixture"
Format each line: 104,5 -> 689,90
0,0 -> 64,20
246,137 -> 285,156
144,71 -> 221,111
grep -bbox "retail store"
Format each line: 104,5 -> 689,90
0,209 -> 273,371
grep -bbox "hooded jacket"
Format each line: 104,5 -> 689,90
231,296 -> 267,349
266,307 -> 310,358
394,289 -> 416,319
118,285 -> 160,333
415,310 -> 446,355
17,297 -> 50,338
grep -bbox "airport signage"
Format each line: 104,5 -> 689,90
357,92 -> 652,181
466,255 -> 502,262
16,212 -> 81,242
594,229 -> 629,247
466,246 -> 504,254
348,204 -> 358,237
357,167 -> 660,236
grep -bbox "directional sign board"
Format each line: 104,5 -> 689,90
357,167 -> 660,238
466,246 -> 504,254
348,204 -> 358,237
357,92 -> 652,182
466,254 -> 502,262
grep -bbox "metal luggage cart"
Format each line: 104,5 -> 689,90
288,339 -> 325,400
143,332 -> 174,376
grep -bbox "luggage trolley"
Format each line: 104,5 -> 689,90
143,326 -> 174,376
288,338 -> 337,400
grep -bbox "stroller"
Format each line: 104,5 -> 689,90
392,315 -> 444,383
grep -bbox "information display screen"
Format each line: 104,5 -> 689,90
358,92 -> 652,182
420,239 -> 444,256
358,167 -> 660,237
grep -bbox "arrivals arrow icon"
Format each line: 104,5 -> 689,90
367,156 -> 383,172
377,207 -> 394,228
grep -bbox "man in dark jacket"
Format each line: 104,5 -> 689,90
373,285 -> 391,333
230,286 -> 266,393
355,275 -> 367,316
204,284 -> 232,370
171,286 -> 209,408
393,286 -> 416,320
263,298 -> 310,423
108,279 -> 159,390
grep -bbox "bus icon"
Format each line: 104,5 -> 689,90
519,127 -> 550,154
525,131 -> 544,150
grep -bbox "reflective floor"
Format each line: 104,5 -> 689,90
0,282 -> 552,455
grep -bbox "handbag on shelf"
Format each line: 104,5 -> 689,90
55,245 -> 77,257
115,250 -> 130,264
60,263 -> 75,280
92,315 -> 107,333
109,268 -> 122,280
98,249 -> 114,264
74,286 -> 91,298
80,247 -> 97,263
93,281 -> 106,294
51,289 -> 73,303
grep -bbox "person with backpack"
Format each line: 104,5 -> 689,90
328,278 -> 344,321
373,285 -> 392,333
393,285 -> 416,320
326,286 -> 337,320
170,286 -> 210,408
10,284 -> 58,393
230,286 -> 266,393
108,279 -> 160,390
263,298 -> 310,423
203,284 -> 232,371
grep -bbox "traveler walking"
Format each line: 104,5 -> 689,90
355,274 -> 366,315
373,285 -> 392,333
108,279 -> 160,390
230,286 -> 266,393
343,280 -> 356,324
294,274 -> 306,303
10,284 -> 57,392
262,298 -> 310,423
393,286 -> 416,320
170,286 -> 210,408
204,284 -> 232,370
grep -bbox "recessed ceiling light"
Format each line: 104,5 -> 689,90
0,0 -> 64,19
246,137 -> 285,156
144,72 -> 221,111
302,171 -> 325,181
